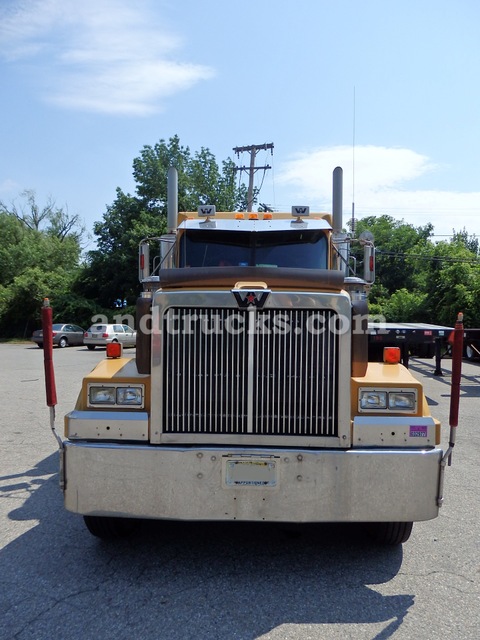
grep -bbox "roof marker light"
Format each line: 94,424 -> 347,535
235,212 -> 245,219
248,212 -> 258,220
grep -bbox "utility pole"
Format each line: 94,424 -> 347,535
233,143 -> 274,211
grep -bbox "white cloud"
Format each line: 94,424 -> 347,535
277,145 -> 437,199
276,145 -> 480,237
0,178 -> 19,196
0,0 -> 215,116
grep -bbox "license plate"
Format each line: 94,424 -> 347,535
225,459 -> 277,487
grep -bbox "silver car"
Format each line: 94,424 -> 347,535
31,323 -> 85,349
83,324 -> 136,350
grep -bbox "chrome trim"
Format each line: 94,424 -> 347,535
247,308 -> 255,434
150,291 -> 352,445
177,218 -> 332,232
353,416 -> 436,447
65,410 -> 149,441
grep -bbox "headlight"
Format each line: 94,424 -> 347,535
87,383 -> 145,408
359,391 -> 387,410
358,388 -> 418,413
389,392 -> 416,410
89,386 -> 116,404
117,387 -> 143,405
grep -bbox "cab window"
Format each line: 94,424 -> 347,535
179,229 -> 328,269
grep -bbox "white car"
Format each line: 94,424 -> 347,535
84,324 -> 136,350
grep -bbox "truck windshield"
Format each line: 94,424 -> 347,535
178,229 -> 328,269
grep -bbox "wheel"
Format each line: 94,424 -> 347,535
83,515 -> 137,539
366,521 -> 413,545
465,344 -> 477,361
86,345 -> 95,351
58,337 -> 68,348
37,343 -> 43,349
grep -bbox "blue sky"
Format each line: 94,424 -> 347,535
1,0 -> 479,249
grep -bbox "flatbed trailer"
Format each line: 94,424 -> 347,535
368,322 -> 453,374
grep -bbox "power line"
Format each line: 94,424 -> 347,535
376,251 -> 480,264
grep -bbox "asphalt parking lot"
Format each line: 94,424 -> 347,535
1,344 -> 479,640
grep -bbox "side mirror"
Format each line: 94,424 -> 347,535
363,244 -> 375,284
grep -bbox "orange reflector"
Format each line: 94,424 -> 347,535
383,346 -> 401,364
106,342 -> 122,358
248,212 -> 258,220
235,212 -> 245,219
263,212 -> 273,219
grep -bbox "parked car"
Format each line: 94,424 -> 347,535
31,323 -> 85,348
83,323 -> 137,350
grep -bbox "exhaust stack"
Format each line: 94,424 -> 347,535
167,166 -> 178,233
332,167 -> 349,275
332,166 -> 343,232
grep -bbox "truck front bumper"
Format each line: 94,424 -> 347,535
63,442 -> 443,523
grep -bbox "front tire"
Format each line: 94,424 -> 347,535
58,337 -> 68,348
86,345 -> 95,351
367,521 -> 413,545
83,515 -> 137,539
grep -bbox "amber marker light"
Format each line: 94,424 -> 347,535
106,342 -> 123,358
263,212 -> 273,219
248,212 -> 259,220
383,346 -> 401,364
235,213 -> 245,219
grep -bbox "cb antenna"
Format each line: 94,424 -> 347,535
351,86 -> 356,237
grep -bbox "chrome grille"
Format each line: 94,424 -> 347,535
162,307 -> 339,437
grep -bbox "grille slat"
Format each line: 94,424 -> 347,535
163,308 -> 339,437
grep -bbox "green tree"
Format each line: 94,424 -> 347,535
451,228 -> 479,256
415,239 -> 480,326
351,215 -> 480,325
74,190 -> 144,308
0,194 -> 87,337
382,288 -> 428,322
0,213 -> 29,286
353,215 -> 434,296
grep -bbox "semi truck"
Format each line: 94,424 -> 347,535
53,166 -> 461,545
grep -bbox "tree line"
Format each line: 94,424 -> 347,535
352,216 -> 480,327
1,135 -> 479,338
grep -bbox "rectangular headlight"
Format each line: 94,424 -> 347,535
358,387 -> 418,413
389,392 -> 416,410
359,390 -> 387,410
116,386 -> 143,406
89,386 -> 116,404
